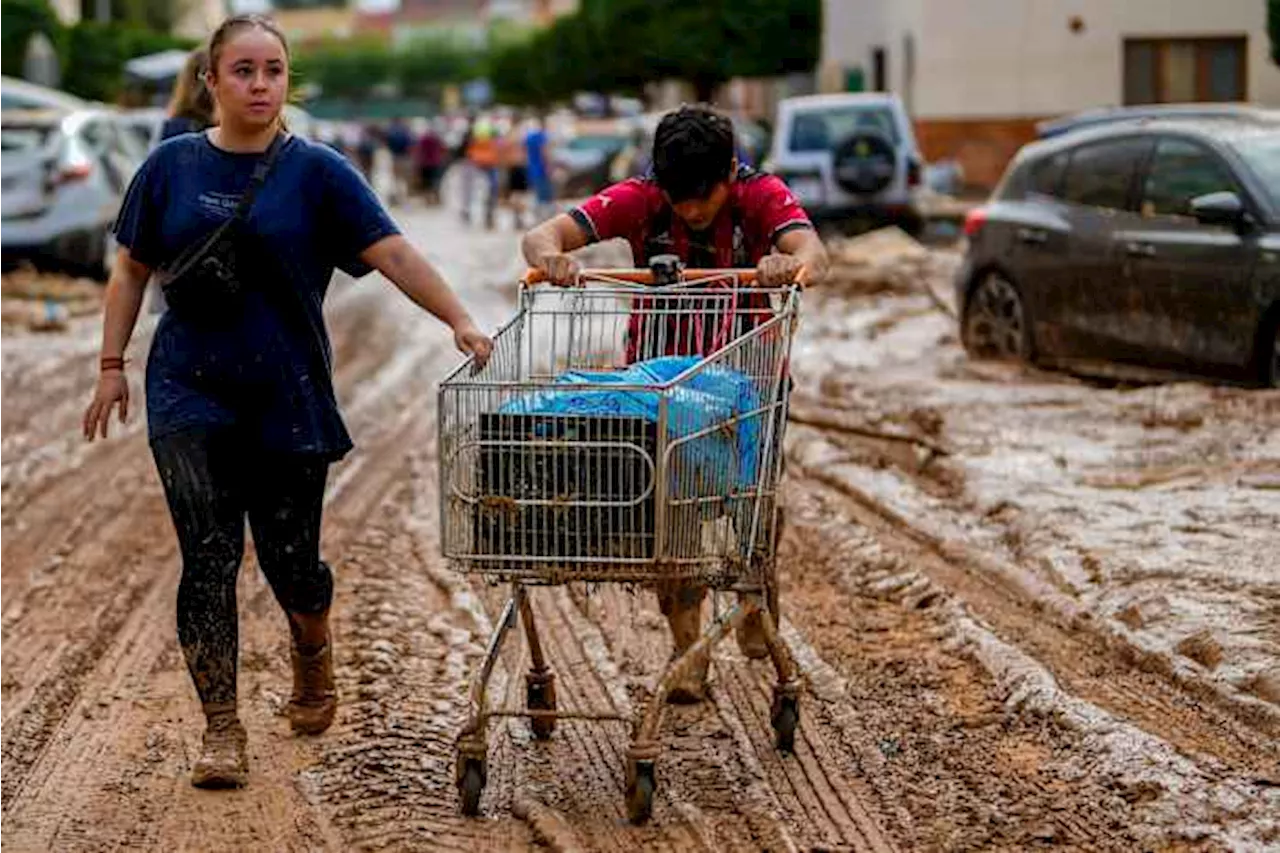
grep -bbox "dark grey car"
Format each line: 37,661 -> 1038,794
955,117 -> 1280,386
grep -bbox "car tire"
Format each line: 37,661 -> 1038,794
831,130 -> 897,196
1260,313 -> 1280,388
961,272 -> 1035,362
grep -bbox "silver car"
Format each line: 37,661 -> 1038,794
766,92 -> 926,236
1,108 -> 142,278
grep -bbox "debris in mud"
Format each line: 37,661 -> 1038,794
1114,595 -> 1171,630
1243,669 -> 1280,705
1173,629 -> 1224,671
823,227 -> 955,311
1,267 -> 102,332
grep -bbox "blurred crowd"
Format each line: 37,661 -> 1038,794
317,112 -> 559,230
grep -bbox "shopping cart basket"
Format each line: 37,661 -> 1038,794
439,264 -> 803,822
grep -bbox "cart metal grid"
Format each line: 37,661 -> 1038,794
438,267 -> 803,822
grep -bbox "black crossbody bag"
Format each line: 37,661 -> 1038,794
154,133 -> 286,320
155,134 -> 336,400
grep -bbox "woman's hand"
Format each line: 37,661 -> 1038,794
83,369 -> 130,441
454,321 -> 493,369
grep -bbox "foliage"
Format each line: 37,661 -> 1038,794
61,22 -> 196,102
293,36 -> 485,99
1,0 -> 63,78
1269,0 -> 1280,67
79,0 -> 191,32
489,0 -> 820,106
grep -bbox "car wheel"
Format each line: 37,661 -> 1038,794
962,272 -> 1034,362
1263,319 -> 1280,388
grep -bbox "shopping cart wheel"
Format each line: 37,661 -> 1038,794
625,759 -> 656,824
457,756 -> 487,816
526,670 -> 557,740
771,693 -> 800,753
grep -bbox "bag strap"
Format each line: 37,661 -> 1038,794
233,131 -> 287,222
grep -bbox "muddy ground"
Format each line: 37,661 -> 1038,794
2,210 -> 1277,852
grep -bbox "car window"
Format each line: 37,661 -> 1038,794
788,106 -> 899,153
1,126 -> 54,152
1230,134 -> 1280,211
1061,138 -> 1148,211
1028,151 -> 1068,198
1141,138 -> 1239,217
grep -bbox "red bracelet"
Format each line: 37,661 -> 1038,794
100,356 -> 127,372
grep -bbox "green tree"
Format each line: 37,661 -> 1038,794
60,22 -> 194,101
1,0 -> 63,78
1269,0 -> 1279,66
396,34 -> 485,97
492,0 -> 820,106
647,0 -> 821,101
293,36 -> 484,101
79,0 -> 192,32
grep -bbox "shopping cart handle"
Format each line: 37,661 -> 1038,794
520,266 -> 808,286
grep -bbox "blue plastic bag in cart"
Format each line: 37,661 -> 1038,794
498,356 -> 766,498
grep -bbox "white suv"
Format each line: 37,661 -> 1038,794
765,93 -> 925,235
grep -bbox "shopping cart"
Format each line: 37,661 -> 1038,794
438,261 -> 803,822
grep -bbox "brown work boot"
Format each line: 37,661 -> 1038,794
191,703 -> 248,789
286,610 -> 337,735
659,582 -> 710,704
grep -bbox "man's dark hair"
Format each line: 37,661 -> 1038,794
652,104 -> 736,203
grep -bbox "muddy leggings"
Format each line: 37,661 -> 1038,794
151,428 -> 333,708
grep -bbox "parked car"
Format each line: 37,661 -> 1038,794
0,76 -> 89,113
119,103 -> 317,152
1,108 -> 143,278
765,92 -> 926,236
549,120 -> 630,198
1036,103 -> 1280,139
956,116 -> 1280,386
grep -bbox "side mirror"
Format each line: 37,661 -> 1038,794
1189,191 -> 1248,229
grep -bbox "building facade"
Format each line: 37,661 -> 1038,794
820,0 -> 1280,187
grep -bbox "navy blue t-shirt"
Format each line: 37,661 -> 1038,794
114,132 -> 400,459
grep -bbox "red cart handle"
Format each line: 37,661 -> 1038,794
522,267 -> 808,287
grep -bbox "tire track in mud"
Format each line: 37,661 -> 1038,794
530,580 -> 897,852
791,448 -> 1280,781
779,476 -> 1278,850
0,287 -> 462,846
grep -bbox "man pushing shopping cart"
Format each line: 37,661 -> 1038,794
438,103 -> 829,823
520,104 -> 829,702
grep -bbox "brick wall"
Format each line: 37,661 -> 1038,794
913,117 -> 1049,190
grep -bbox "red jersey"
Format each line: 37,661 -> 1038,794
569,167 -> 812,269
570,168 -> 812,361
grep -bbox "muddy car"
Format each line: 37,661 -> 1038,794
957,117 -> 1280,386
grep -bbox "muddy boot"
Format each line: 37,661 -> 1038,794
286,610 -> 337,735
191,702 -> 248,789
659,583 -> 709,704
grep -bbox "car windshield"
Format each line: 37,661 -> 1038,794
1231,135 -> 1280,211
788,105 -> 899,153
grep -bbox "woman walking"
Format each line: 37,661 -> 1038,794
82,14 -> 491,789
160,49 -> 216,143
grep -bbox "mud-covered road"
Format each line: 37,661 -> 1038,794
3,211 -> 1277,851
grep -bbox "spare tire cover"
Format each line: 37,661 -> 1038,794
832,130 -> 897,196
